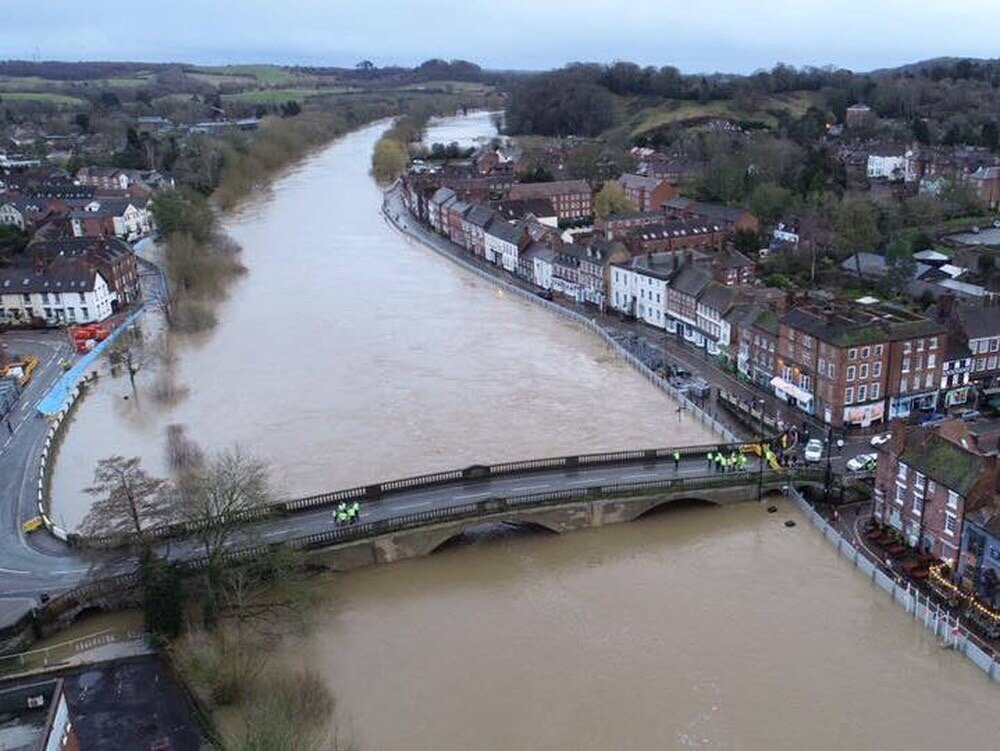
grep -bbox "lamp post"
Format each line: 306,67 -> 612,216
755,398 -> 765,502
824,424 -> 834,505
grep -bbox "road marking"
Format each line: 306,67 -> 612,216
622,472 -> 659,479
569,477 -> 605,485
510,484 -> 549,492
0,567 -> 30,575
454,491 -> 488,500
396,500 -> 432,510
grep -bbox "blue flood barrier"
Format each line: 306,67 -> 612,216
36,305 -> 148,416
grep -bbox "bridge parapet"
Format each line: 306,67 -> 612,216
78,440 -> 773,549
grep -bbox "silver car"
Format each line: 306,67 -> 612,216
804,439 -> 824,463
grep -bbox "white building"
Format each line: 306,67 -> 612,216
522,244 -> 555,290
0,202 -> 27,230
772,221 -> 799,246
484,220 -> 525,272
609,254 -> 672,329
867,152 -> 907,181
0,263 -> 115,325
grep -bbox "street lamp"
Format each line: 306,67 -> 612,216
824,424 -> 834,505
754,398 -> 765,501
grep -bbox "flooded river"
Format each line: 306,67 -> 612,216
287,499 -> 999,750
48,112 -> 998,748
50,113 -> 710,528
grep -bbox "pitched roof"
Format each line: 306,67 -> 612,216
955,304 -> 1000,340
698,281 -> 737,313
618,173 -> 663,191
464,204 -> 495,228
486,219 -> 525,245
781,301 -> 945,347
0,259 -> 103,294
507,179 -> 590,200
899,427 -> 987,497
670,264 -> 711,298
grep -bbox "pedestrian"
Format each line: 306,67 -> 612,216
706,452 -> 713,470
673,451 -> 680,472
5,420 -> 12,436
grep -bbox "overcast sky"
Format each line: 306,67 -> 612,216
2,0 -> 998,74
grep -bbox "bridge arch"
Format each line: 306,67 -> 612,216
632,496 -> 721,521
428,520 -> 560,555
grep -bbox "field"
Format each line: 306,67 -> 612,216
628,92 -> 820,137
398,80 -> 494,95
221,87 -> 357,105
0,91 -> 88,106
188,65 -> 301,86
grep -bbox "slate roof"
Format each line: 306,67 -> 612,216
619,173 -> 663,190
508,179 -> 590,199
698,281 -> 737,313
464,204 -> 495,228
670,264 -> 711,298
781,301 -> 945,347
0,259 -> 103,294
955,304 -> 1000,340
494,198 -> 555,220
486,220 -> 525,245
899,429 -> 986,497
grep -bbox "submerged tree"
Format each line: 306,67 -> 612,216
80,456 -> 171,547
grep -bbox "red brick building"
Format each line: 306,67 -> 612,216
617,173 -> 677,212
506,180 -> 592,221
624,220 -> 726,256
873,419 -> 1000,563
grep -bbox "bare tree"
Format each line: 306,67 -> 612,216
80,456 -> 172,548
175,447 -> 273,626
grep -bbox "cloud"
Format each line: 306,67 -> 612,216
1,0 -> 998,72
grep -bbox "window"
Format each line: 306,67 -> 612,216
992,339 -> 1000,353
80,306 -> 88,319
847,365 -> 856,381
990,356 -> 999,371
913,493 -> 923,516
860,364 -> 868,379
858,384 -> 867,401
875,344 -> 883,357
897,463 -> 908,480
896,484 -> 906,504
944,513 -> 957,536
848,348 -> 857,360
873,362 -> 882,377
927,354 -> 936,369
917,338 -> 924,352
947,490 -> 959,510
930,337 -> 938,351
902,356 -> 911,373
904,341 -> 912,354
845,387 -> 854,404
925,373 -> 934,389
927,480 -> 936,494
861,346 -> 870,358
870,383 -> 880,399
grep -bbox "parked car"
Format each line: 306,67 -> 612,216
919,413 -> 947,426
689,379 -> 711,399
955,409 -> 981,422
870,432 -> 891,448
846,453 -> 878,472
804,439 -> 824,463
535,289 -> 553,301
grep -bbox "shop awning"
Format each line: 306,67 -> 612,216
770,376 -> 814,404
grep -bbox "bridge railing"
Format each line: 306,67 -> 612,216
45,468 -> 826,622
77,439 -> 790,550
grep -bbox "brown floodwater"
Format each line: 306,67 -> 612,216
50,112 -> 710,528
47,112 -> 998,748
283,498 -> 999,751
